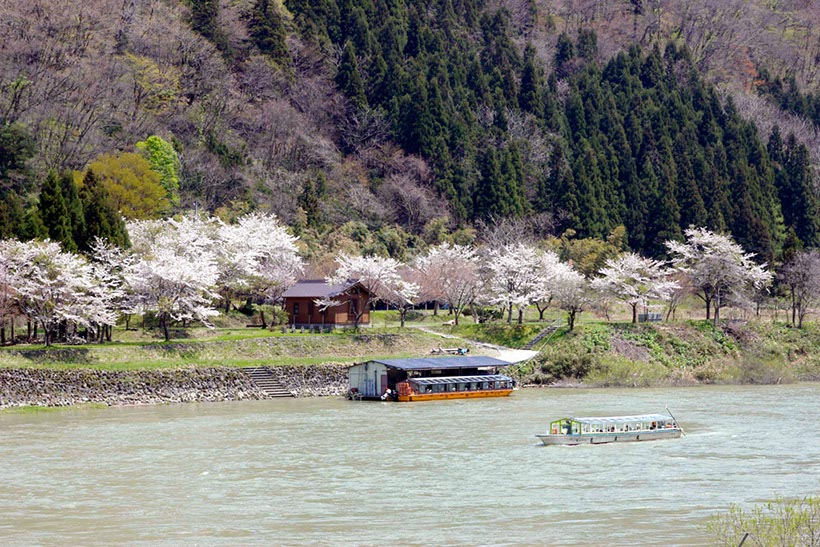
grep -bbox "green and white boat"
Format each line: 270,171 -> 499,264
536,413 -> 683,446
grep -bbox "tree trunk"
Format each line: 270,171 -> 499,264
507,301 -> 513,324
225,296 -> 231,314
517,308 -> 524,325
713,293 -> 721,325
705,296 -> 711,321
433,301 -> 439,316
567,310 -> 576,331
260,309 -> 267,329
1,326 -> 5,345
162,314 -> 170,341
632,304 -> 638,324
538,306 -> 546,320
400,308 -> 406,328
791,288 -> 797,327
454,307 -> 461,326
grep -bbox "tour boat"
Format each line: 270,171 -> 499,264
536,412 -> 683,446
347,356 -> 517,402
394,374 -> 515,402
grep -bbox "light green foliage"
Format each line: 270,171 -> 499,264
707,497 -> 820,546
444,323 -> 545,349
583,355 -> 669,387
88,153 -> 170,219
548,227 -> 626,278
136,135 -> 180,206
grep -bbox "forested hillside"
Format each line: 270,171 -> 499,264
1,0 -> 819,263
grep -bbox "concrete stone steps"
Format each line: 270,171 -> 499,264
241,367 -> 293,398
523,322 -> 562,350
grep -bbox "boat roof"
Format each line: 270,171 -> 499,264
365,356 -> 512,371
408,374 -> 511,385
556,414 -> 673,425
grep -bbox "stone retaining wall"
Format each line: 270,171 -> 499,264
0,365 -> 349,408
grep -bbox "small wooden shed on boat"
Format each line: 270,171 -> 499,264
347,356 -> 516,402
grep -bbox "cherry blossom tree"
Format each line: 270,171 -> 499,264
0,245 -> 20,344
215,212 -> 304,312
591,252 -> 679,323
531,249 -> 564,320
326,253 -> 402,328
552,263 -> 590,331
2,239 -> 107,346
125,217 -> 220,341
89,238 -> 135,340
379,269 -> 421,328
779,250 -> 820,328
485,242 -> 543,324
412,243 -> 483,325
666,227 -> 772,324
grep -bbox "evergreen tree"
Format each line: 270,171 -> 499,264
0,192 -> 24,239
576,28 -> 598,60
336,41 -> 368,110
298,179 -> 322,228
61,170 -> 84,246
39,170 -> 75,251
554,32 -> 575,72
518,43 -> 543,117
780,135 -> 820,247
474,147 -> 507,221
248,0 -> 290,65
78,170 -> 130,251
20,206 -> 48,241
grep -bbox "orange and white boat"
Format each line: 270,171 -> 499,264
395,374 -> 514,402
347,356 -> 516,402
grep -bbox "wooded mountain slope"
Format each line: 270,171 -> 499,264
1,0 -> 818,262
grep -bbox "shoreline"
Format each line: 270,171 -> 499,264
0,364 -> 807,411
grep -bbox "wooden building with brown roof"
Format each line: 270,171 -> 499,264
281,280 -> 371,327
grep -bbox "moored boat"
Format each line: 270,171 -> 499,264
536,413 -> 682,446
347,356 -> 517,402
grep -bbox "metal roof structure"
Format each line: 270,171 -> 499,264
408,374 -> 511,385
366,356 -> 512,371
556,414 -> 673,425
282,279 -> 362,299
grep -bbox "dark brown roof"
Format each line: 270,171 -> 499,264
282,279 -> 360,299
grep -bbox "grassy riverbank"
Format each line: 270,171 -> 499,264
467,319 -> 820,387
0,330 -> 456,370
3,308 -> 819,388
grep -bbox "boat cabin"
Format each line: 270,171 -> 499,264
347,356 -> 515,402
549,414 -> 678,435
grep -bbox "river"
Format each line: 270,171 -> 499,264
1,384 -> 817,545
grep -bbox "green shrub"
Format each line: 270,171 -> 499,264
707,497 -> 820,546
584,355 -> 669,387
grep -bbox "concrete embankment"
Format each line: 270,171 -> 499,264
0,365 -> 349,409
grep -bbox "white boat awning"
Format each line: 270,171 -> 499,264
560,414 -> 673,425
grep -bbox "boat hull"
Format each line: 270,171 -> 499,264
536,429 -> 681,446
398,389 -> 513,402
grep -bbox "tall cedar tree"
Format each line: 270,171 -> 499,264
336,42 -> 368,110
249,0 -> 290,64
39,170 -> 76,251
78,170 -> 130,251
